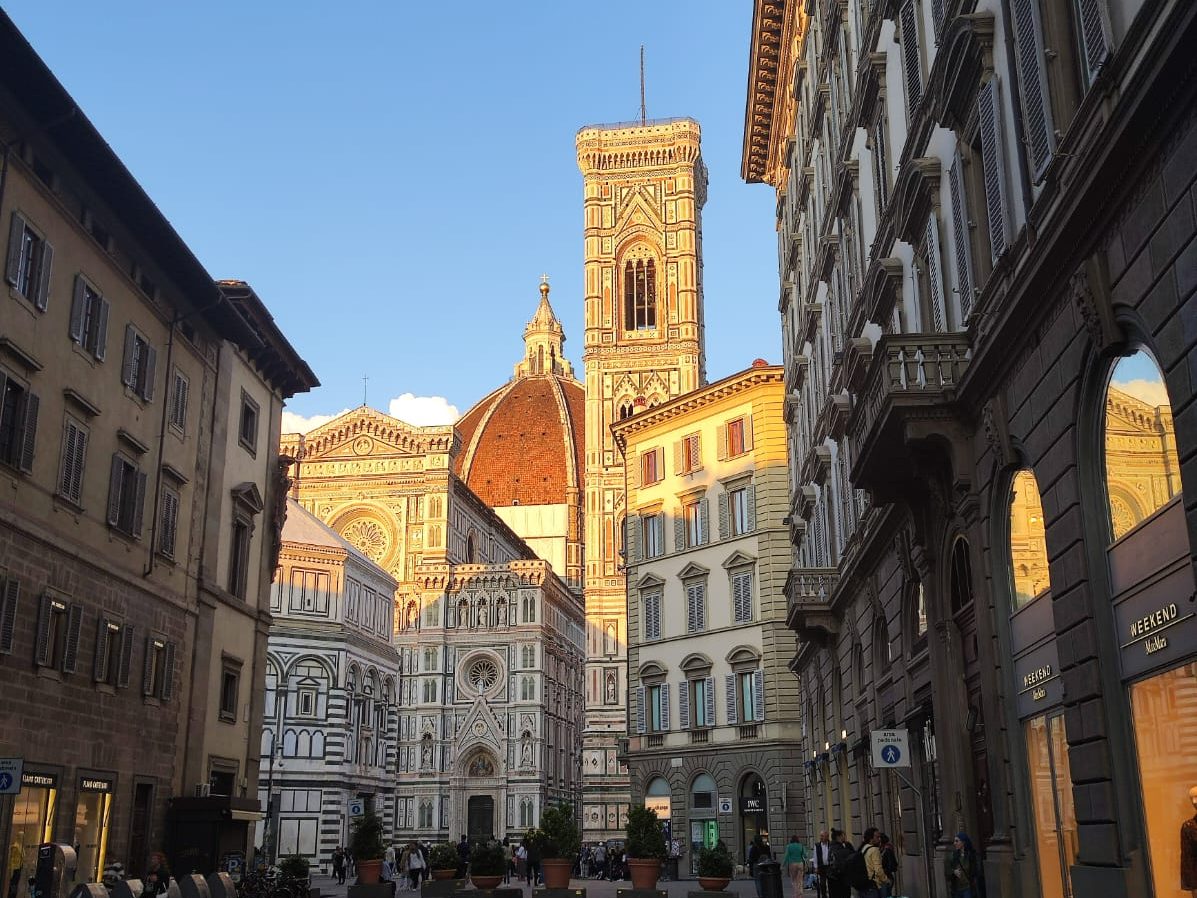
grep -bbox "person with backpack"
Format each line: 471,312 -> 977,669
857,828 -> 888,898
877,834 -> 897,898
825,830 -> 854,898
944,832 -> 980,898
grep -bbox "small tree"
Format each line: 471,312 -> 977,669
429,842 -> 460,871
697,843 -> 734,878
539,803 -> 581,859
277,855 -> 310,880
469,842 -> 506,876
624,805 -> 667,860
348,810 -> 385,861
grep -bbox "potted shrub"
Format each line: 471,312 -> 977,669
624,804 -> 667,889
277,854 -> 310,883
697,842 -> 734,891
349,810 -> 386,884
429,842 -> 461,881
469,842 -> 505,890
538,803 -> 581,888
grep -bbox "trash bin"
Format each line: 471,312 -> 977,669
756,858 -> 782,898
664,858 -> 679,881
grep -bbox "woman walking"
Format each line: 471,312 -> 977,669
782,836 -> 807,893
943,832 -> 981,898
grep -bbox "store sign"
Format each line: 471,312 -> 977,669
1113,562 -> 1197,680
22,771 -> 57,789
79,777 -> 113,793
1013,640 -> 1063,718
644,796 -> 671,820
0,758 -> 22,795
740,796 -> 766,815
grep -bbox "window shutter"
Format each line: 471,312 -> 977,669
34,240 -> 52,311
160,490 -> 179,557
678,680 -> 690,729
899,0 -> 922,115
629,454 -> 640,490
753,669 -> 766,722
931,0 -> 946,39
688,434 -> 701,470
725,673 -> 738,725
121,326 -> 137,387
718,493 -> 730,540
1011,0 -> 1055,180
131,469 -> 147,537
5,212 -> 24,286
733,572 -> 753,623
60,421 -> 78,501
699,498 -> 710,545
704,676 -> 716,726
116,625 -> 134,687
107,455 -> 124,526
69,277 -> 87,343
925,214 -> 946,332
948,155 -> 975,320
626,515 -> 640,565
686,585 -> 698,633
141,345 -> 157,401
34,594 -> 53,666
94,299 -> 110,361
0,576 -> 18,654
746,484 -> 757,532
695,583 -> 706,631
743,416 -> 754,452
636,685 -> 646,734
142,637 -> 156,696
716,424 -> 728,462
673,440 -> 683,474
93,617 -> 111,681
18,391 -> 39,474
674,512 -> 685,554
60,603 -> 82,674
978,77 -> 1010,261
1077,0 -> 1110,84
161,640 -> 176,700
872,121 -> 888,209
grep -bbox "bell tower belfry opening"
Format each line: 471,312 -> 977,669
575,117 -> 708,842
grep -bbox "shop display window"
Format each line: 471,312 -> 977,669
73,788 -> 112,883
1129,663 -> 1197,898
9,779 -> 56,885
1025,714 -> 1076,898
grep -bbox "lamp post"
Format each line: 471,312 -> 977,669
264,743 -> 283,865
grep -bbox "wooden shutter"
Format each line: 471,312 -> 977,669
116,625 -> 134,687
695,583 -> 706,631
34,239 -> 52,311
948,154 -> 975,320
94,617 -> 112,682
704,676 -> 716,726
674,511 -> 685,553
161,640 -> 176,700
699,498 -> 710,545
733,572 -> 753,623
630,453 -> 640,490
626,515 -> 640,565
0,576 -> 18,654
69,277 -> 87,343
131,469 -> 148,537
687,434 -> 701,471
18,391 -> 38,474
746,484 -> 757,531
107,455 -> 124,526
1077,0 -> 1110,84
94,299 -> 110,361
978,77 -> 1010,261
725,673 -> 738,725
678,680 -> 690,730
160,489 -> 179,558
142,637 -> 156,696
1011,0 -> 1054,180
899,0 -> 922,115
743,415 -> 754,452
925,215 -> 946,332
718,493 -> 730,540
34,594 -> 54,666
931,0 -> 946,39
660,683 -> 671,731
636,685 -> 646,734
716,424 -> 728,462
753,669 -> 766,722
4,212 -> 24,286
141,345 -> 157,401
673,440 -> 683,474
872,120 -> 889,209
60,421 -> 80,502
121,326 -> 137,387
61,603 -> 82,673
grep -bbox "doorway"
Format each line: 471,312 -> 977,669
467,796 -> 494,844
127,783 -> 154,878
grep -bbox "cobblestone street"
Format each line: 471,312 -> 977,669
306,874 -> 814,898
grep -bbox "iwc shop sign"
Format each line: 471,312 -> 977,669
1013,641 -> 1063,718
740,797 -> 765,815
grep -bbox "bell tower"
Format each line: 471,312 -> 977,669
575,117 -> 707,841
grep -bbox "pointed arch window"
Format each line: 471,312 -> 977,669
624,258 -> 657,331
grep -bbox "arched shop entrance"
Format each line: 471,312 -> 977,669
689,774 -> 718,875
740,775 -> 768,862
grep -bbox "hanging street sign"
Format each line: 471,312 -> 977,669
871,729 -> 910,768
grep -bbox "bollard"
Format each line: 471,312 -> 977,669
206,872 -> 236,898
67,886 -> 106,898
755,859 -> 782,898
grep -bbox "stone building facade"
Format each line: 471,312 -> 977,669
280,405 -> 585,843
259,499 -> 401,867
574,117 -> 709,842
0,11 -> 316,888
744,0 -> 1197,896
615,364 -> 801,870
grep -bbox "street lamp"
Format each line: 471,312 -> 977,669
264,743 -> 284,865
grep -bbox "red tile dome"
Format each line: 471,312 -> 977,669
455,373 -> 585,507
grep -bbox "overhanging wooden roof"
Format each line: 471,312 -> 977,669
741,0 -> 802,185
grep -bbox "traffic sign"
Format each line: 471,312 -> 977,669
717,797 -> 732,815
871,729 -> 910,768
0,758 -> 23,794
348,799 -> 365,817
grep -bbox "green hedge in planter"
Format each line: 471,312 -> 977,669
624,804 -> 667,860
697,843 -> 734,878
349,811 -> 385,862
538,803 -> 581,859
429,842 -> 460,871
469,842 -> 506,876
277,855 -> 310,880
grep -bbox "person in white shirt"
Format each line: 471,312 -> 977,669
813,832 -> 832,898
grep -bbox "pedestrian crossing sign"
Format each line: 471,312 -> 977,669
871,729 -> 910,768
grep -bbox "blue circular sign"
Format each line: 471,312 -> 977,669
881,746 -> 902,765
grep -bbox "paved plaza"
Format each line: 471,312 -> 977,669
307,874 -> 816,898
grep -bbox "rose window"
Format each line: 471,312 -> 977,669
342,518 -> 389,561
468,658 -> 499,693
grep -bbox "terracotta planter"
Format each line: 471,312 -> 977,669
541,858 -> 572,888
470,875 -> 502,889
698,877 -> 731,891
627,858 -> 661,890
431,869 -> 457,881
356,860 -> 383,885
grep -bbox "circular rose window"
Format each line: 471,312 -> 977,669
341,518 -> 389,562
468,658 -> 499,693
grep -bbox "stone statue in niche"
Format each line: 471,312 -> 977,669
520,732 -> 533,768
420,738 -> 433,769
605,672 -> 618,705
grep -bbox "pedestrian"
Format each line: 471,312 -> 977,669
7,843 -> 21,898
825,830 -> 853,898
781,835 -> 807,893
944,832 -> 980,898
812,831 -> 832,898
502,838 -> 513,884
593,842 -> 607,880
856,828 -> 888,898
526,837 -> 541,887
748,835 -> 772,898
457,835 -> 470,879
332,846 -> 347,886
141,853 -> 171,897
878,834 -> 897,898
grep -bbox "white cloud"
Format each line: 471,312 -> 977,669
1111,378 -> 1170,408
281,394 -> 460,434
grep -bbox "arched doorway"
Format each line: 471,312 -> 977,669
688,773 -> 718,875
739,774 -> 768,863
463,749 -> 498,844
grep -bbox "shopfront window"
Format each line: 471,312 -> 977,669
1104,351 -> 1180,540
9,773 -> 57,886
1025,715 -> 1076,898
73,779 -> 114,883
1130,663 -> 1197,897
1009,469 -> 1051,608
689,774 -> 718,874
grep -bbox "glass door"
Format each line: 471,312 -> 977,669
1025,714 -> 1076,898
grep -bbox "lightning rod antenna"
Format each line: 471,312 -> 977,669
640,45 -> 647,125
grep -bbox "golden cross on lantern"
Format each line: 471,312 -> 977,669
540,273 -> 550,285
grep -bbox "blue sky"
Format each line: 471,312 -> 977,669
4,2 -> 781,428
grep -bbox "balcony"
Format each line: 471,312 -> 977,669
847,333 -> 971,500
738,725 -> 760,740
689,729 -> 711,745
785,566 -> 840,642
646,734 -> 664,748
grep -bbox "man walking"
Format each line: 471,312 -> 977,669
812,831 -> 833,898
